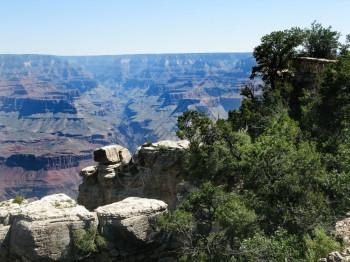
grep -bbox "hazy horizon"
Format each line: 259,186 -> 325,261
1,0 -> 349,56
0,51 -> 254,57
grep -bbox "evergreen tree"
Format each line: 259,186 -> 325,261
303,21 -> 340,59
165,22 -> 350,261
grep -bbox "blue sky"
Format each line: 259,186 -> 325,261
1,0 -> 349,55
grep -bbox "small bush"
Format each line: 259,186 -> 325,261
304,228 -> 343,262
74,226 -> 106,255
142,141 -> 153,147
156,145 -> 168,151
12,196 -> 25,205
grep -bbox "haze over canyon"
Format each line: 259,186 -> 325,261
0,53 -> 255,200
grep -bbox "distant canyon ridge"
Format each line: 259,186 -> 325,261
0,53 -> 255,200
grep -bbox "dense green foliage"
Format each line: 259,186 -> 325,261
250,27 -> 304,89
161,22 -> 350,261
340,34 -> 350,56
303,21 -> 340,59
242,112 -> 329,236
304,228 -> 343,262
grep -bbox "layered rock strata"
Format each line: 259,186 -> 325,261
78,140 -> 191,211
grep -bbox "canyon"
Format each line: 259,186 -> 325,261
0,53 -> 254,200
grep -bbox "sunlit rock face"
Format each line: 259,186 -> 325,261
0,193 -> 168,261
96,197 -> 167,252
0,194 -> 97,261
319,213 -> 350,262
78,140 -> 192,211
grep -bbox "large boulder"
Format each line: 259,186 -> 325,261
96,197 -> 167,253
0,198 -> 27,260
93,145 -> 132,164
8,194 -> 97,262
133,140 -> 189,170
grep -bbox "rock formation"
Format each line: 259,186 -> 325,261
96,197 -> 167,259
0,194 -> 168,261
0,194 -> 97,261
0,139 -> 193,261
292,57 -> 337,92
78,140 -> 191,211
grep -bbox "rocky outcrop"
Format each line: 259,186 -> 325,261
292,57 -> 337,91
96,197 -> 167,259
0,194 -> 168,261
0,140 -> 195,261
320,249 -> 350,262
78,140 -> 191,211
0,194 -> 97,261
93,145 -> 132,165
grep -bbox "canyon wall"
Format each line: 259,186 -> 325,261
0,53 -> 253,200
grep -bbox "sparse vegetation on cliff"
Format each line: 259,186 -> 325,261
12,196 -> 25,205
142,141 -> 153,147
